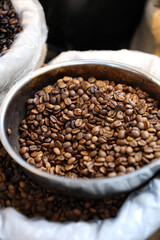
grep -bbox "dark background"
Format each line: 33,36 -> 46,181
39,0 -> 147,61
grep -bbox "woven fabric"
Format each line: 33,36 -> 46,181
131,0 -> 160,56
148,230 -> 160,240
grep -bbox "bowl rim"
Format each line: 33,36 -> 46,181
1,59 -> 160,185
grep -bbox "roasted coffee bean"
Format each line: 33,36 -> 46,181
113,120 -> 122,128
19,147 -> 28,155
53,148 -> 60,155
76,132 -> 84,141
108,172 -> 117,177
64,98 -> 72,106
19,76 -> 160,179
126,147 -> 133,155
0,142 -> 127,221
7,128 -> 12,135
99,149 -> 106,157
85,133 -> 92,140
118,130 -> 125,139
91,136 -> 98,143
75,119 -> 83,127
117,165 -> 126,173
141,131 -> 149,140
0,0 -> 22,55
130,129 -> 140,138
63,142 -> 71,148
128,156 -> 136,164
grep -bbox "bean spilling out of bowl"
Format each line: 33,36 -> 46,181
0,142 -> 127,221
19,76 -> 160,179
0,0 -> 22,55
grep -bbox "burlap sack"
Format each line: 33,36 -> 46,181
131,0 -> 160,57
149,230 -> 160,240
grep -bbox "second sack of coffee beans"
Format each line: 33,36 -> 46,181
0,0 -> 47,104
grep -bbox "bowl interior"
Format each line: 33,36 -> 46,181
5,62 -> 160,154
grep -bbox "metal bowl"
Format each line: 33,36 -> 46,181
1,60 -> 160,198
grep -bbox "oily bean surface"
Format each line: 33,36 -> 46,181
0,143 -> 126,221
0,0 -> 22,55
19,76 -> 160,178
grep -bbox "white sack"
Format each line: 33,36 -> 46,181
1,178 -> 160,240
50,49 -> 160,80
1,50 -> 160,240
0,0 -> 48,102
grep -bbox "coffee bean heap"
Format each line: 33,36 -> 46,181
0,143 -> 126,221
0,0 -> 22,55
19,76 -> 160,179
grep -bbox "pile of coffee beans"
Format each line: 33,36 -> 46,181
19,76 -> 160,179
0,0 -> 22,55
0,143 -> 127,221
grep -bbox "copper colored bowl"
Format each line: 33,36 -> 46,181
1,60 -> 160,198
